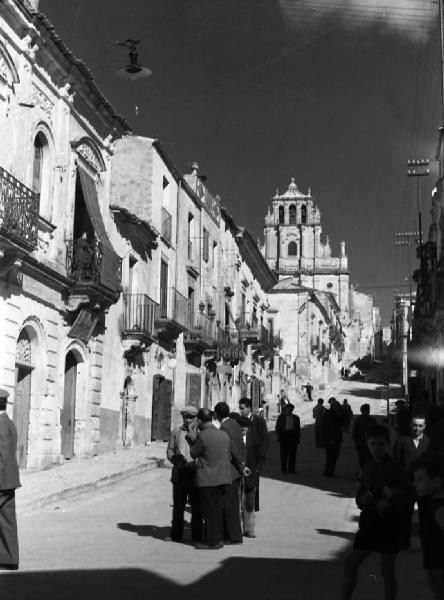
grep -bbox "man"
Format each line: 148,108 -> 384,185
275,403 -> 301,474
236,415 -> 260,538
166,405 -> 201,543
186,408 -> 231,550
342,399 -> 353,433
352,403 -> 376,471
303,382 -> 313,402
239,397 -> 268,511
0,389 -> 20,570
313,398 -> 326,448
214,402 -> 244,544
323,397 -> 344,478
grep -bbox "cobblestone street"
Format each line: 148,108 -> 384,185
0,380 -> 430,600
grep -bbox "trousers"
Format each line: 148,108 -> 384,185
324,440 -> 341,475
171,468 -> 202,542
199,485 -> 228,547
222,477 -> 243,542
280,443 -> 298,472
0,490 -> 19,566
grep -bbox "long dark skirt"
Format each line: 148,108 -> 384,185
0,490 -> 19,566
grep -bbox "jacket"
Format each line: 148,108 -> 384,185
166,426 -> 194,483
0,413 -> 21,490
275,414 -> 301,444
250,414 -> 269,464
220,418 -> 244,481
243,428 -> 261,489
188,424 -> 232,487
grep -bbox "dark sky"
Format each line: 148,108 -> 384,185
40,0 -> 441,324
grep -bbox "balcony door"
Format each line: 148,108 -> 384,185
61,351 -> 78,459
14,329 -> 34,469
160,260 -> 168,317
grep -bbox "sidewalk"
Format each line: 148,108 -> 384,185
17,442 -> 169,514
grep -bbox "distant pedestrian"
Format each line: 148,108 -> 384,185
259,400 -> 269,421
313,398 -> 326,448
166,405 -> 202,543
413,454 -> 444,600
342,399 -> 353,432
303,382 -> 313,402
341,424 -> 413,600
275,403 -> 301,474
239,398 -> 268,511
186,408 -> 232,550
0,389 -> 20,570
352,404 -> 377,472
214,402 -> 244,544
323,398 -> 344,478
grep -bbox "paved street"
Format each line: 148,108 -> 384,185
1,380 -> 430,600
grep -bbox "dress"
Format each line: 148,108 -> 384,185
353,454 -> 412,553
421,497 -> 444,570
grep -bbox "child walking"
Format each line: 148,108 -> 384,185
341,424 -> 413,600
413,454 -> 444,600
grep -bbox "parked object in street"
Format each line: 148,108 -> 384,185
341,424 -> 413,600
166,405 -> 202,543
0,389 -> 20,570
275,404 -> 301,473
413,454 -> 444,600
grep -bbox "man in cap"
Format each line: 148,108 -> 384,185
275,403 -> 301,474
166,405 -> 202,543
0,389 -> 20,570
186,408 -> 232,549
234,413 -> 260,538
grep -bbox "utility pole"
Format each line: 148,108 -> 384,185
394,231 -> 420,405
407,159 -> 429,245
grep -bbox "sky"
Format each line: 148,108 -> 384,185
40,0 -> 442,325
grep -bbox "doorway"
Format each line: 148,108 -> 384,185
61,351 -> 78,459
151,375 -> 172,441
14,328 -> 34,469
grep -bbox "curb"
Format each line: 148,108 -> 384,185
17,458 -> 160,514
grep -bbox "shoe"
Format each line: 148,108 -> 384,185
0,564 -> 18,570
244,532 -> 256,538
194,542 -> 222,550
224,539 -> 243,545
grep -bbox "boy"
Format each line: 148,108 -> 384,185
414,454 -> 444,600
341,424 -> 412,600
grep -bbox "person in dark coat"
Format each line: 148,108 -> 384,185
275,403 -> 301,473
313,398 -> 326,448
214,402 -> 244,544
239,397 -> 268,511
323,397 -> 344,477
342,399 -> 354,432
186,408 -> 232,550
352,404 -> 377,471
0,389 -> 20,570
236,415 -> 261,538
166,405 -> 202,542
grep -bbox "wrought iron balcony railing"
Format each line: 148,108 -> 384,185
161,207 -> 172,244
66,236 -> 122,292
123,293 -> 159,339
0,165 -> 39,251
186,312 -> 216,346
158,287 -> 190,330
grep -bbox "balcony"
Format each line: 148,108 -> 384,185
184,312 -> 216,353
216,325 -> 244,362
0,165 -> 39,279
155,287 -> 190,344
239,313 -> 260,344
66,235 -> 122,309
161,207 -> 172,245
122,293 -> 159,351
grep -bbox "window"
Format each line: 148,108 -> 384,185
188,213 -> 194,260
202,227 -> 209,262
212,241 -> 217,267
288,241 -> 297,256
278,205 -> 285,224
289,204 -> 296,224
301,204 -> 307,224
32,134 -> 45,195
162,176 -> 170,207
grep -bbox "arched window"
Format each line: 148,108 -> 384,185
289,204 -> 296,224
301,204 -> 307,224
32,133 -> 47,195
288,241 -> 297,256
278,205 -> 285,224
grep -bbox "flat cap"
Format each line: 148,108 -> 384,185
180,405 -> 198,416
0,388 -> 9,399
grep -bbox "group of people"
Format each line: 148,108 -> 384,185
166,398 -> 269,550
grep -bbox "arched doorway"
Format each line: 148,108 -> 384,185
121,376 -> 135,447
14,329 -> 34,468
151,375 -> 172,441
61,350 -> 81,459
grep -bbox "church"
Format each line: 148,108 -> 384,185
263,179 -> 350,393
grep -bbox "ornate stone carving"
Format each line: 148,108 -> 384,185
31,85 -> 54,123
76,142 -> 103,172
16,329 -> 32,365
0,54 -> 12,86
